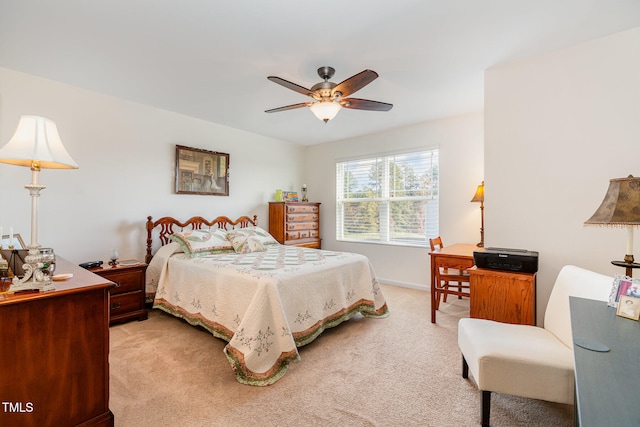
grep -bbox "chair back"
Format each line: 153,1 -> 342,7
429,237 -> 443,251
544,265 -> 613,348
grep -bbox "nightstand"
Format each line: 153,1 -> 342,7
91,261 -> 148,325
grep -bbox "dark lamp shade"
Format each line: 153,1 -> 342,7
471,181 -> 484,203
584,175 -> 640,228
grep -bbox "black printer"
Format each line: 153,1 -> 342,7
473,247 -> 539,273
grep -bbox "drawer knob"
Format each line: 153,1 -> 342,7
111,302 -> 121,309
114,281 -> 121,287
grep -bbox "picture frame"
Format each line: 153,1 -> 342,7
1,234 -> 25,250
608,275 -> 640,308
175,145 -> 229,196
616,295 -> 640,320
282,191 -> 299,202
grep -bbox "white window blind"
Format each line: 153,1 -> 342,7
336,149 -> 439,247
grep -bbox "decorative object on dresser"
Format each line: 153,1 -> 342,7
175,144 -> 229,196
269,202 -> 321,249
585,175 -> 640,277
301,184 -> 308,202
0,116 -> 79,292
90,260 -> 148,325
0,257 -> 114,426
470,181 -> 485,247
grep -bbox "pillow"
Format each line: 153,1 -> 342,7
169,228 -> 233,257
227,227 -> 278,254
229,226 -> 279,246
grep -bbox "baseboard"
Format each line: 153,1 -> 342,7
378,277 -> 428,292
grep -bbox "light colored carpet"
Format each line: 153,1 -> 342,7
109,284 -> 573,426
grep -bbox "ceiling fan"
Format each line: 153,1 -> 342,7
265,66 -> 393,123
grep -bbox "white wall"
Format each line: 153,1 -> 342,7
304,112 -> 484,288
485,27 -> 640,322
0,67 -> 305,264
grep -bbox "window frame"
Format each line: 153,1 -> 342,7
336,148 -> 439,248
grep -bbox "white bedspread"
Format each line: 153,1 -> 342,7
146,243 -> 389,386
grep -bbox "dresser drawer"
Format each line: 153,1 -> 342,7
110,291 -> 143,317
286,222 -> 318,231
286,230 -> 300,240
286,205 -> 319,214
286,213 -> 319,222
102,270 -> 144,295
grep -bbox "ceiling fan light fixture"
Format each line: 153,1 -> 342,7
310,101 -> 341,123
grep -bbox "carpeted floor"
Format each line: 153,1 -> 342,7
109,284 -> 573,426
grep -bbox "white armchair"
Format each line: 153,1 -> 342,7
458,265 -> 612,427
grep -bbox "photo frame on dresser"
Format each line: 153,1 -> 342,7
175,145 -> 229,196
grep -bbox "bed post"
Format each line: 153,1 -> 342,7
145,216 -> 154,264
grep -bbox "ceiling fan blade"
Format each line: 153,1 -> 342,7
340,98 -> 393,111
267,76 -> 314,96
332,70 -> 379,98
265,102 -> 312,113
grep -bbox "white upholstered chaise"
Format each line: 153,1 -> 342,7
458,265 -> 612,427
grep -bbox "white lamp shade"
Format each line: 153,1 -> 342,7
0,115 -> 78,169
309,101 -> 342,122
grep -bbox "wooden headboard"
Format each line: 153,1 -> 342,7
145,215 -> 258,263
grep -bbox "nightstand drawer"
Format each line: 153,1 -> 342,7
102,270 -> 143,295
110,291 -> 143,317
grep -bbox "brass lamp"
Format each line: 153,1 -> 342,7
585,175 -> 640,277
471,181 -> 485,247
0,116 -> 79,291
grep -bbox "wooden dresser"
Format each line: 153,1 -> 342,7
0,258 -> 114,426
90,261 -> 148,325
469,267 -> 536,325
269,202 -> 321,249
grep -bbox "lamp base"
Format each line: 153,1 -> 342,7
611,259 -> 640,278
8,245 -> 55,292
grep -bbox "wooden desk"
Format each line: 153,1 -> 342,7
429,244 -> 476,323
0,258 -> 114,426
570,297 -> 640,427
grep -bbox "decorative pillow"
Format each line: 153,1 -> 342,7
169,228 -> 233,257
229,226 -> 279,246
226,227 -> 278,253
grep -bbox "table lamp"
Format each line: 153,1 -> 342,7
584,175 -> 640,277
471,181 -> 484,247
0,116 -> 79,291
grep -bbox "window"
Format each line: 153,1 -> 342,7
336,149 -> 439,247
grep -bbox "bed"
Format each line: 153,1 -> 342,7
144,215 -> 389,386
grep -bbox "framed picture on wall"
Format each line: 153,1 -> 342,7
175,145 -> 229,196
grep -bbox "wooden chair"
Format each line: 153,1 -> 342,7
429,237 -> 471,311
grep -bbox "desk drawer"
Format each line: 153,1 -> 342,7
437,258 -> 474,271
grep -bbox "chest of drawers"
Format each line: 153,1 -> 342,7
269,202 -> 321,249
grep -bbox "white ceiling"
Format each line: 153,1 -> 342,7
1,1 -> 640,145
